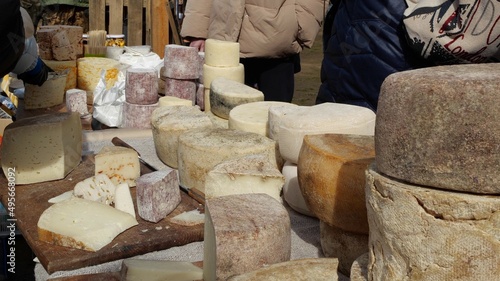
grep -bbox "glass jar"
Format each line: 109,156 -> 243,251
106,34 -> 126,47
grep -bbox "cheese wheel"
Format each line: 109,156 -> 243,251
136,169 -> 181,223
177,128 -> 277,192
202,63 -> 244,89
298,134 -> 375,234
24,72 -> 67,109
0,112 -> 82,185
121,101 -> 158,129
350,253 -> 369,281
163,44 -> 200,79
151,106 -> 213,168
320,221 -> 368,277
376,63 -> 500,194
77,57 -> 121,91
228,101 -> 289,136
278,103 -> 375,164
204,193 -> 291,281
65,88 -> 88,116
204,39 -> 240,67
205,110 -> 229,129
43,60 -> 77,90
121,259 -> 203,281
366,165 -> 500,280
37,197 -> 137,252
267,103 -> 299,141
204,154 -> 285,202
94,145 -> 141,187
210,78 -> 264,119
282,161 -> 314,217
163,77 -> 196,104
125,68 -> 159,105
158,95 -> 193,107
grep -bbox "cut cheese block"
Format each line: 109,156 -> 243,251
204,193 -> 291,281
210,78 -> 264,119
43,60 -> 77,91
320,221 -> 368,277
37,197 -> 138,252
125,68 -> 159,105
24,72 -> 67,109
136,169 -> 181,223
204,154 -> 285,202
120,259 -> 203,281
376,63 -> 500,194
177,128 -> 278,193
278,103 -> 375,164
164,77 -> 196,104
0,112 -> 82,185
366,165 -> 500,280
73,174 -> 116,205
228,101 -> 289,136
350,253 -> 369,281
282,161 -> 314,217
65,88 -> 88,116
204,39 -> 240,67
267,104 -> 299,141
227,258 -> 340,281
202,63 -> 244,89
298,134 -> 375,234
170,209 -> 205,226
39,25 -> 84,59
77,57 -> 121,91
159,95 -> 193,107
121,101 -> 158,129
163,45 -> 200,79
95,145 -> 140,187
204,110 -> 229,129
151,106 -> 213,168
36,28 -> 57,60
115,183 -> 136,218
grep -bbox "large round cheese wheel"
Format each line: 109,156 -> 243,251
151,106 -> 213,168
282,161 -> 315,217
211,78 -> 264,120
298,134 -> 375,234
77,57 -> 121,91
267,103 -> 299,141
376,63 -> 500,194
366,165 -> 500,280
204,39 -> 240,67
228,101 -> 289,136
278,103 -> 375,164
177,128 -> 277,192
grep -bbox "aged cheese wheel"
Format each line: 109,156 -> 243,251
320,221 -> 368,277
163,44 -> 200,79
210,78 -> 264,119
37,197 -> 137,252
376,63 -> 500,194
151,106 -> 213,168
366,165 -> 500,280
204,39 -> 240,67
24,72 -> 67,109
227,258 -> 340,281
177,128 -> 278,193
350,253 -> 369,281
282,161 -> 314,217
298,134 -> 375,234
121,101 -> 158,129
43,60 -> 77,90
0,112 -> 82,185
136,169 -> 181,223
267,103 -> 299,141
65,88 -> 88,116
94,145 -> 140,187
202,63 -> 244,89
205,110 -> 229,129
163,77 -> 196,104
125,67 -> 159,105
77,57 -> 121,91
120,259 -> 203,281
204,154 -> 285,202
158,95 -> 193,107
228,101 -> 289,136
204,193 -> 291,281
278,103 -> 375,164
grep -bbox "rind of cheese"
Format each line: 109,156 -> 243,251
164,77 -> 196,103
210,78 -> 264,119
204,154 -> 285,202
120,259 -> 203,281
159,95 -> 193,107
204,193 -> 291,281
204,39 -> 240,67
125,67 -> 159,105
366,165 -> 500,280
227,258 -> 340,281
151,106 -> 213,168
94,145 -> 140,187
202,63 -> 244,89
37,197 -> 138,252
278,103 -> 375,164
48,191 -> 74,204
350,253 -> 369,281
73,174 -> 116,205
267,104 -> 299,141
77,57 -> 121,91
177,128 -> 278,193
228,101 -> 289,136
163,45 -> 200,79
121,101 -> 158,129
115,183 -> 136,218
298,134 -> 375,234
0,112 -> 82,185
376,63 -> 500,194
204,110 -> 229,129
282,161 -> 315,217
24,73 -> 67,109
43,60 -> 77,90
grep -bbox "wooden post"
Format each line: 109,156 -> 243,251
151,0 -> 171,57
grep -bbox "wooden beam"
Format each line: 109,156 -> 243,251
108,0 -> 124,35
89,0 -> 106,31
151,0 -> 170,57
127,0 -> 144,46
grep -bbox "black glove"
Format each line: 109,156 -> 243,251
17,58 -> 53,86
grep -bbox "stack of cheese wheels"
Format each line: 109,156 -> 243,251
297,133 -> 375,276
162,45 -> 200,105
368,63 -> 500,280
151,106 -> 213,168
24,72 -> 68,109
203,39 -> 244,112
122,67 -> 159,129
203,193 -> 291,281
211,78 -> 264,119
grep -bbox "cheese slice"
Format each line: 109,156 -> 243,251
120,259 -> 203,281
204,39 -> 240,67
228,101 -> 290,136
48,191 -> 74,204
95,146 -> 140,187
210,78 -> 264,120
24,72 -> 67,109
115,183 -> 136,218
73,174 -> 116,205
37,197 -> 138,252
0,112 -> 82,185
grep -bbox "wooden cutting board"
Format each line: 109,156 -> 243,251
0,155 -> 204,274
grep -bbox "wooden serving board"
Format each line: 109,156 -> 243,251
0,155 -> 204,274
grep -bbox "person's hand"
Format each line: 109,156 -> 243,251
189,39 -> 206,52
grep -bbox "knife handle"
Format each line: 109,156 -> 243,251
111,137 -> 141,156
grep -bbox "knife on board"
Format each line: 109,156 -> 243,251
111,136 -> 205,205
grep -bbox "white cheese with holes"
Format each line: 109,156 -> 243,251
204,39 -> 240,67
210,78 -> 264,119
73,174 -> 116,205
120,259 -> 203,281
228,101 -> 290,136
95,145 -> 140,187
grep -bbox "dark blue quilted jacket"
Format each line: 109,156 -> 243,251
316,0 -> 432,112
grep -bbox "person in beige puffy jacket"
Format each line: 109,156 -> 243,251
180,0 -> 325,102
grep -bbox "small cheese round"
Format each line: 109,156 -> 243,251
121,101 -> 158,129
202,63 -> 244,89
211,78 -> 264,119
204,39 -> 240,67
228,101 -> 289,136
163,77 -> 196,103
163,45 -> 200,79
125,67 -> 159,105
24,73 -> 67,109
